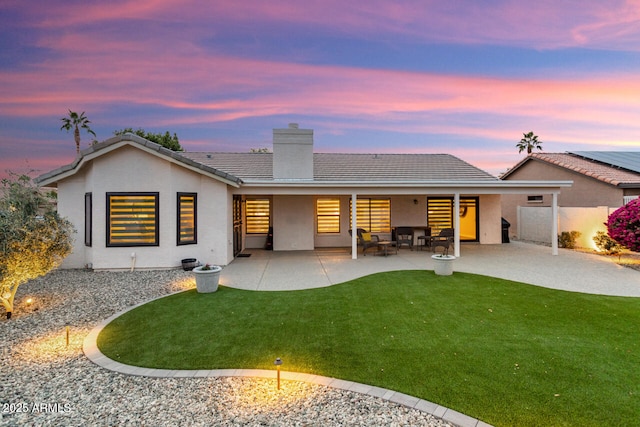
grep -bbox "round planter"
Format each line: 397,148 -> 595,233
193,265 -> 222,293
432,254 -> 455,276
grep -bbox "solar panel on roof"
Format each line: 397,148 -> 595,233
570,151 -> 640,174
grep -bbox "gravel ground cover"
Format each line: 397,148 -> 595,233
1,269 -> 453,426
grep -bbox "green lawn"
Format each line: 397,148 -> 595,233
98,271 -> 640,427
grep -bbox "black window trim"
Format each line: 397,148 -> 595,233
85,192 -> 92,247
177,192 -> 198,245
106,191 -> 160,247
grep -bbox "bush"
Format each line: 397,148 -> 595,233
558,230 -> 581,249
0,173 -> 75,318
593,231 -> 623,255
607,199 -> 640,252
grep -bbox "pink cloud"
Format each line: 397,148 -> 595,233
19,0 -> 640,51
4,43 -> 639,143
3,0 -> 640,181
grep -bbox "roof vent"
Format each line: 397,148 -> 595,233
288,123 -> 299,129
206,154 -> 212,159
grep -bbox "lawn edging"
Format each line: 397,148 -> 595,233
83,293 -> 491,427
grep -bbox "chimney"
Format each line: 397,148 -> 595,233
273,123 -> 314,180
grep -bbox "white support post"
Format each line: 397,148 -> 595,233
454,193 -> 461,257
351,193 -> 358,259
552,192 -> 559,255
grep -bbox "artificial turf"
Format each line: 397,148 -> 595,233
97,270 -> 640,426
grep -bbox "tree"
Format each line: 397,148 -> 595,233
0,173 -> 75,319
114,128 -> 183,151
606,199 -> 640,252
60,110 -> 97,154
516,131 -> 543,154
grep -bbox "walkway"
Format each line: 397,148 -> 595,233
84,241 -> 639,427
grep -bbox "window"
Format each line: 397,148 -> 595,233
427,197 -> 478,242
351,198 -> 391,233
246,199 -> 270,234
317,198 -> 340,233
527,195 -> 543,203
85,193 -> 92,247
177,193 -> 197,245
107,192 -> 159,246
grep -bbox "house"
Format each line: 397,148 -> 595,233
36,124 -> 572,270
501,151 -> 640,248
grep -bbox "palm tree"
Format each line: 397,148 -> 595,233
60,110 -> 96,154
517,131 -> 543,154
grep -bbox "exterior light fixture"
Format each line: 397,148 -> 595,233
25,297 -> 33,306
274,357 -> 283,390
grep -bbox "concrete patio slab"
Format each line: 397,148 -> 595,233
220,241 -> 640,297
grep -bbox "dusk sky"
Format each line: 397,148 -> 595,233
2,0 -> 640,179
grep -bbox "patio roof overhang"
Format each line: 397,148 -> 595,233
232,179 -> 573,195
234,179 -> 573,258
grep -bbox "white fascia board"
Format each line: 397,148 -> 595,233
235,179 -> 573,195
242,179 -> 572,187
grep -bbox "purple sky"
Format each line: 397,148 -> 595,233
1,0 -> 640,179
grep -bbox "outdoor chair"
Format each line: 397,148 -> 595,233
394,226 -> 414,250
349,228 -> 380,256
430,228 -> 454,255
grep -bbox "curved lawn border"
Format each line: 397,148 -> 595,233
83,291 -> 489,427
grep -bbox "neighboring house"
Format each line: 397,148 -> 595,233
36,124 -> 571,270
501,151 -> 640,248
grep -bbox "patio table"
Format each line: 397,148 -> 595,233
376,240 -> 395,256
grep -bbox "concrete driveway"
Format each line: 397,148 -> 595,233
220,241 -> 640,297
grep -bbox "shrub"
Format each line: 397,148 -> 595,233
0,173 -> 75,318
593,231 -> 623,255
607,199 -> 640,252
558,230 -> 581,249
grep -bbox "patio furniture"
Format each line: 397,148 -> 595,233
376,240 -> 396,256
349,228 -> 380,256
394,226 -> 414,250
430,228 -> 454,255
416,227 -> 432,251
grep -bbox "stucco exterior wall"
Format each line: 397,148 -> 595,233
56,146 -> 232,270
56,174 -> 89,269
273,195 -> 315,250
502,158 -> 623,238
518,205 -> 617,249
478,194 -> 502,244
391,196 -> 428,229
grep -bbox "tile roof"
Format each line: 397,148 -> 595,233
35,135 -> 244,186
180,152 -> 498,182
503,152 -> 640,187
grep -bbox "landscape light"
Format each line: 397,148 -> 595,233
274,357 -> 283,390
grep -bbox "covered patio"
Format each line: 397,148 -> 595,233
219,241 -> 640,297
